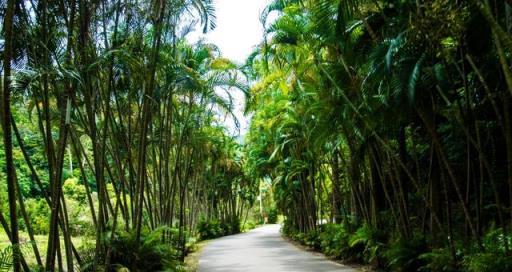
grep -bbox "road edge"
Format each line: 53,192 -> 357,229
185,240 -> 210,272
278,226 -> 368,271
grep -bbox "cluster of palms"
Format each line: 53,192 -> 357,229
245,0 -> 512,269
1,0 -> 253,271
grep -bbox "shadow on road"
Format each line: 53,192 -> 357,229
198,224 -> 358,272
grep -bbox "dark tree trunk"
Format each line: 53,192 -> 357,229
2,0 -> 21,270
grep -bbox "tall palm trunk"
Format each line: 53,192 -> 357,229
2,0 -> 20,270
135,0 -> 167,241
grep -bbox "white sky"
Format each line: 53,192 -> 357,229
187,0 -> 273,138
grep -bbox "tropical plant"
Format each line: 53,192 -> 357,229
244,0 -> 512,270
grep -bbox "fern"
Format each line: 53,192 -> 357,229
0,242 -> 36,272
462,253 -> 512,272
383,236 -> 427,272
418,248 -> 456,272
108,228 -> 182,271
408,54 -> 425,104
0,246 -> 13,272
348,224 -> 385,263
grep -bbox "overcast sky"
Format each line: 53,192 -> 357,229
187,0 -> 273,137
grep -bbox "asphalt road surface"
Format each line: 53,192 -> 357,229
198,224 -> 358,272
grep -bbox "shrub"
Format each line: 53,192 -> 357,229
286,228 -> 321,250
185,236 -> 198,254
232,220 -> 241,234
319,223 -> 350,259
197,218 -> 223,240
197,217 -> 241,240
66,198 -> 94,236
281,219 -> 294,236
23,198 -> 50,234
348,224 -> 386,264
76,240 -> 98,272
462,252 -> 512,272
418,248 -> 457,272
108,227 -> 184,272
462,227 -> 512,272
242,220 -> 257,231
266,208 -> 278,224
382,235 -> 427,272
220,218 -> 241,235
63,178 -> 87,203
303,230 -> 321,250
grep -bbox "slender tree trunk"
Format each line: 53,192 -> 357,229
2,0 -> 21,270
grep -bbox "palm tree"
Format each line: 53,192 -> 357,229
1,0 -> 21,270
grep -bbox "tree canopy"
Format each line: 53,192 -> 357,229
2,0 -> 512,271
244,0 -> 512,271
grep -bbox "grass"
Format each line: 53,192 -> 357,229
0,230 -> 92,268
184,240 -> 209,272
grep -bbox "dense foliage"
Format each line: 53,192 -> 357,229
0,0 -> 257,271
3,0 -> 512,271
244,0 -> 512,271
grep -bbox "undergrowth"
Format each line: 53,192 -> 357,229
283,222 -> 512,272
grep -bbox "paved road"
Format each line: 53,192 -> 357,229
198,224 -> 358,272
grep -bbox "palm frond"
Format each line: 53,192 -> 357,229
408,54 -> 425,104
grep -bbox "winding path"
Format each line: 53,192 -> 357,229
198,224 -> 358,272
